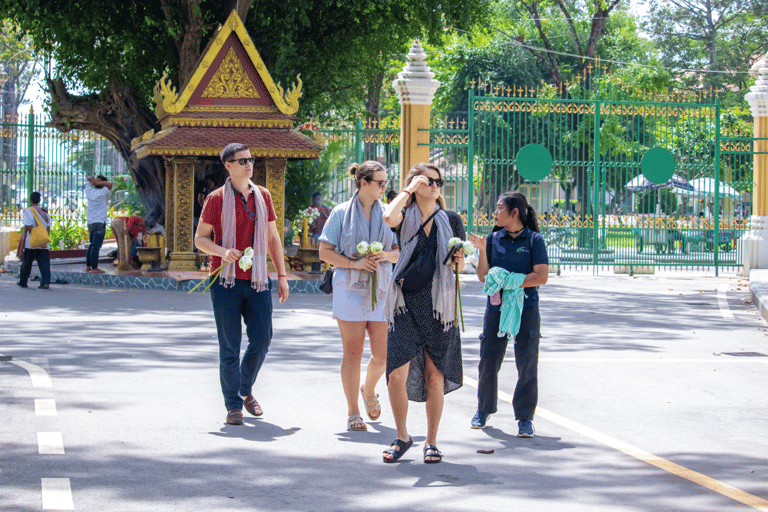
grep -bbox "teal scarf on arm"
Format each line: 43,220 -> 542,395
482,267 -> 526,338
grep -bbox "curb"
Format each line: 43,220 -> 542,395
749,269 -> 768,323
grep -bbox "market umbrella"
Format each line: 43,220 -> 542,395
677,177 -> 741,199
625,173 -> 695,192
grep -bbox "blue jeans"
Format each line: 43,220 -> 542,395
477,306 -> 540,421
210,278 -> 273,411
87,222 -> 106,268
19,248 -> 50,287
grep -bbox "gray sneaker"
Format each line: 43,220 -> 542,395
518,420 -> 535,437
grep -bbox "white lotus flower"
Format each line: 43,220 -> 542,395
357,241 -> 370,254
448,237 -> 462,248
462,241 -> 475,255
238,256 -> 253,271
370,241 -> 384,254
243,247 -> 254,258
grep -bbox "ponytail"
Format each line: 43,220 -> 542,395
498,191 -> 539,233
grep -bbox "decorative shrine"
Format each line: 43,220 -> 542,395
132,10 -> 322,271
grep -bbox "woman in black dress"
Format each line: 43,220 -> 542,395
381,163 -> 465,463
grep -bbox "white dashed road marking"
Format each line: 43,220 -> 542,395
718,280 -> 734,319
35,399 -> 57,416
38,432 -> 66,455
41,478 -> 74,510
10,360 -> 53,387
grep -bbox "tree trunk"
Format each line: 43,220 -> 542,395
46,77 -> 166,222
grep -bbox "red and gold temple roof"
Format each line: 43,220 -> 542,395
132,10 -> 322,160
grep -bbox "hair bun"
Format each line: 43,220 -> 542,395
348,163 -> 359,177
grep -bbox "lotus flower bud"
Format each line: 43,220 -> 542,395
370,241 -> 384,254
357,241 -> 370,254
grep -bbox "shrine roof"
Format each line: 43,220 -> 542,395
132,10 -> 318,160
133,125 -> 323,160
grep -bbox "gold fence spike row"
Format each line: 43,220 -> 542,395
471,78 -> 476,89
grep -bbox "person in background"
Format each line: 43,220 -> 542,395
194,174 -> 216,239
467,191 -> 548,437
111,215 -> 145,270
17,191 -> 52,289
309,191 -> 331,245
386,190 -> 398,203
85,175 -> 113,273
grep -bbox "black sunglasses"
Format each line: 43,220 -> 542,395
368,178 -> 390,188
427,177 -> 444,188
227,157 -> 256,166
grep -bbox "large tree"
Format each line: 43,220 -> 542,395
644,0 -> 768,93
0,0 -> 487,217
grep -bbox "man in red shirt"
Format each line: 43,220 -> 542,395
195,143 -> 290,426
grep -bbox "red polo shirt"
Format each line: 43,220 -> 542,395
200,184 -> 276,279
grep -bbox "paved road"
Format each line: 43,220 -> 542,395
1,272 -> 767,512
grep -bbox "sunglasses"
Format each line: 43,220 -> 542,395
227,157 -> 256,166
368,179 -> 390,189
426,177 -> 444,188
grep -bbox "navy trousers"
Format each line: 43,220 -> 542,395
18,248 -> 51,287
209,278 -> 273,412
477,306 -> 541,421
87,222 -> 106,269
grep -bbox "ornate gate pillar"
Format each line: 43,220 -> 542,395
168,157 -> 198,271
392,41 -> 440,187
742,56 -> 768,274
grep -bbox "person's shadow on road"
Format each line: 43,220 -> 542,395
210,420 -> 300,442
480,426 -> 574,452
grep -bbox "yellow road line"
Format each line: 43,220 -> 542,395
463,376 -> 768,512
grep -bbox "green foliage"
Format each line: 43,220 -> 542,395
110,175 -> 147,217
644,0 -> 767,95
284,138 -> 347,223
48,209 -> 87,250
0,1 -> 490,121
635,189 -> 677,215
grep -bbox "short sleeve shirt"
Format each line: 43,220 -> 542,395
200,185 -> 276,279
486,227 -> 548,310
23,207 -> 52,249
85,182 -> 110,224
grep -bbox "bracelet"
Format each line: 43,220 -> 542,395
277,274 -> 287,278
401,190 -> 412,197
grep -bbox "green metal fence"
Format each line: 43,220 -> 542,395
464,76 -> 753,273
0,111 -> 127,227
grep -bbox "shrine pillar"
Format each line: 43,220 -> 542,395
392,41 -> 440,188
742,56 -> 768,274
167,157 -> 197,271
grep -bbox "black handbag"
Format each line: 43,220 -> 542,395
395,210 -> 439,292
319,267 -> 334,294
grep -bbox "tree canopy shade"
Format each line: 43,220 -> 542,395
0,0 -> 489,216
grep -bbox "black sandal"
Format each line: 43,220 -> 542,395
383,437 -> 413,463
423,444 -> 443,464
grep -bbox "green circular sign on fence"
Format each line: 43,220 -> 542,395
516,144 -> 553,182
641,147 -> 676,184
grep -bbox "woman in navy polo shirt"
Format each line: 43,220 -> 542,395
467,191 -> 548,437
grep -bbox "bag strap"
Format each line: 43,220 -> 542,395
30,207 -> 45,228
403,209 -> 439,247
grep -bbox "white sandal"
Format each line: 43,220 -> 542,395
347,414 -> 367,431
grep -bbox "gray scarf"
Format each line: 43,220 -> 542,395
386,203 -> 456,331
339,191 -> 394,309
